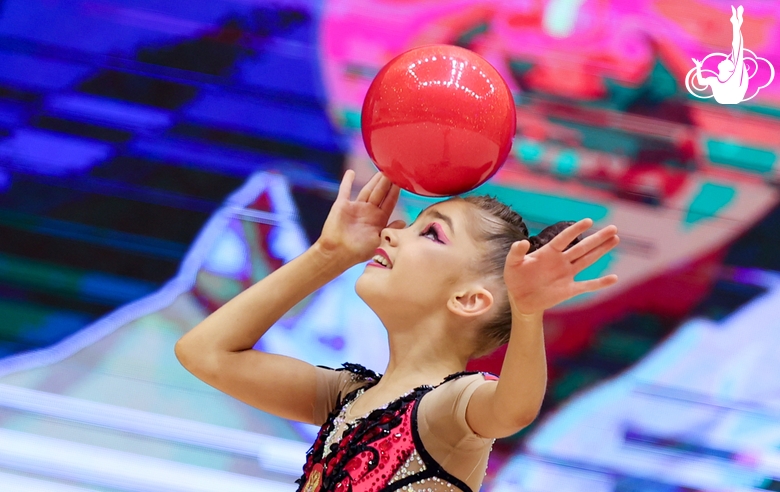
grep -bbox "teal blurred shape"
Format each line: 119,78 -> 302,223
683,182 -> 737,228
469,182 -> 609,230
553,149 -> 579,176
550,120 -> 640,156
706,139 -> 776,174
514,139 -> 544,165
400,182 -> 610,233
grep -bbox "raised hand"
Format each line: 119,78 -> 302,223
504,219 -> 619,316
316,170 -> 403,266
692,58 -> 703,68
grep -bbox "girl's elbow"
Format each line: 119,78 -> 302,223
174,337 -> 215,377
491,406 -> 540,437
174,338 -> 197,372
174,329 -> 241,383
508,408 -> 539,431
174,338 -> 189,364
521,408 -> 541,428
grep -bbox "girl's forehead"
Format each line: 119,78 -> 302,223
415,200 -> 465,226
419,199 -> 465,217
417,200 -> 484,245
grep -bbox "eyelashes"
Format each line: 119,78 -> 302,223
420,223 -> 443,243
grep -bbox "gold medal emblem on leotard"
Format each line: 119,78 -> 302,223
303,463 -> 323,492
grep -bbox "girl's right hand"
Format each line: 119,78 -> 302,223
315,170 -> 403,267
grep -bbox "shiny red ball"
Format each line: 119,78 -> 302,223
361,45 -> 516,197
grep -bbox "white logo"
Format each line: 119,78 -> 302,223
685,5 -> 774,104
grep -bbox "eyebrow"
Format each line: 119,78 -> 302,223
417,208 -> 455,236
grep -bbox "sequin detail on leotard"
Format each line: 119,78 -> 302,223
296,364 -> 491,492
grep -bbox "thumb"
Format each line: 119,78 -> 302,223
509,240 -> 531,260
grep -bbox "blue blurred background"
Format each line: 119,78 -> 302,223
0,0 -> 778,490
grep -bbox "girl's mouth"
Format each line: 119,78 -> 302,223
370,248 -> 393,269
369,254 -> 391,268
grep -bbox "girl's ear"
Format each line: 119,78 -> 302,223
447,287 -> 494,318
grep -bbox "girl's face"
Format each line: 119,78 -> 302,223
355,200 -> 490,324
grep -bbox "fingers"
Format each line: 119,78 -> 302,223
572,235 -> 620,273
380,183 -> 402,215
356,172 -> 382,202
564,224 -> 618,260
339,171 -> 402,221
356,172 -> 398,213
575,274 -> 618,295
337,169 -> 355,202
368,174 -> 393,206
547,218 -> 593,252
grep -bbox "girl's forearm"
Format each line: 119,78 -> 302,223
177,241 -> 353,357
491,307 -> 547,428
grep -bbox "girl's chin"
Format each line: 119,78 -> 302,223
355,275 -> 393,305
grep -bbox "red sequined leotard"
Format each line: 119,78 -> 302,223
296,364 -> 497,492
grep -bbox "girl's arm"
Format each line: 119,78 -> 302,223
465,310 -> 547,437
465,219 -> 619,438
175,170 -> 401,424
175,243 -> 351,424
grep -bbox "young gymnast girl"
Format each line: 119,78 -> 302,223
175,170 -> 619,491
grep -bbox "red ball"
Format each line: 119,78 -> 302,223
361,45 -> 516,197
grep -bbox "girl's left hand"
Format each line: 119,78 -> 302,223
504,219 -> 619,316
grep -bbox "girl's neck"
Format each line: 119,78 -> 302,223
378,320 -> 471,391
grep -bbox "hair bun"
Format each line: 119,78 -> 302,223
529,221 -> 580,252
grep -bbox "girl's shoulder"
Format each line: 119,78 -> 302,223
416,371 -> 497,469
419,370 -> 499,423
419,370 -> 499,433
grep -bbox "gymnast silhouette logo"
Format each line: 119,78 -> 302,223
686,5 -> 775,104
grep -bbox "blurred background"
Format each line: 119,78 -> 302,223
0,0 -> 778,490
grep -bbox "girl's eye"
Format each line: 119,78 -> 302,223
421,224 -> 441,242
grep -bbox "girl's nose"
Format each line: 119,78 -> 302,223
381,219 -> 405,245
382,228 -> 396,246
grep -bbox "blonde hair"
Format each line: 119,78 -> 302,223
448,195 -> 578,358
